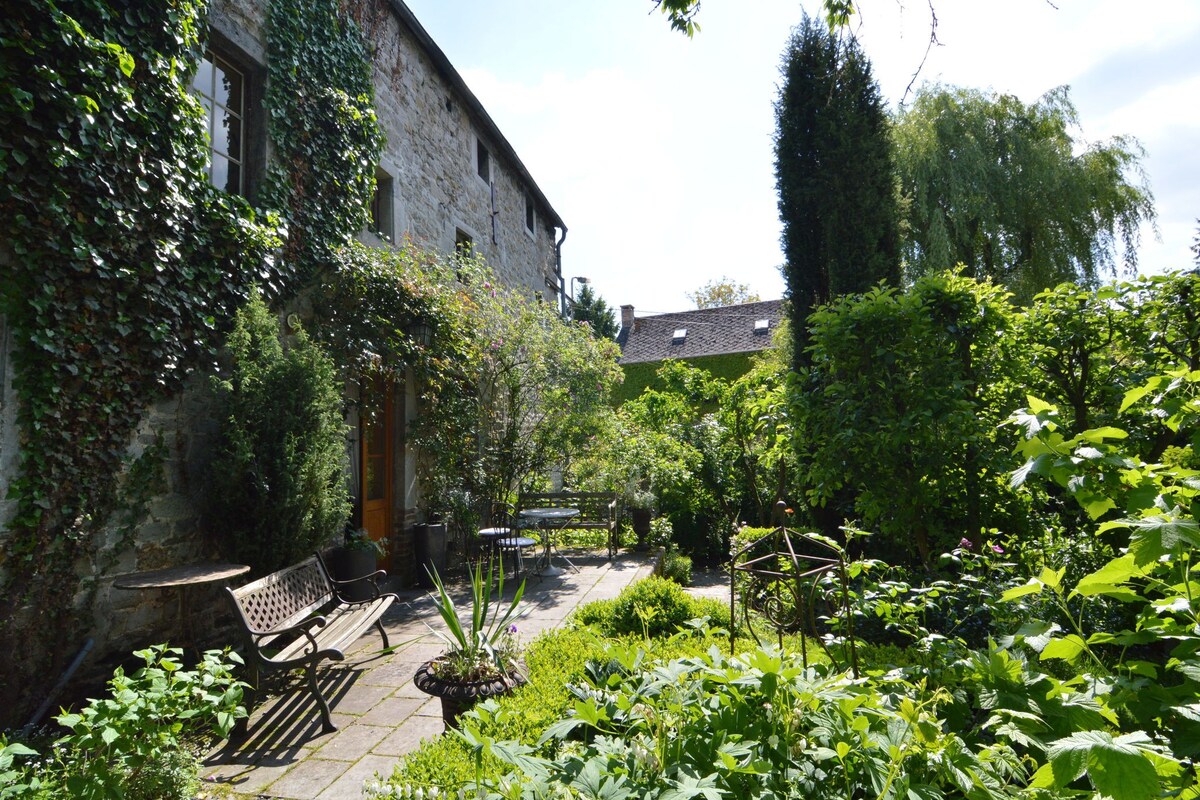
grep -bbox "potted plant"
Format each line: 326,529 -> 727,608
625,486 -> 656,551
337,527 -> 387,600
414,560 -> 527,728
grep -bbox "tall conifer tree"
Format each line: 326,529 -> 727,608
775,16 -> 899,367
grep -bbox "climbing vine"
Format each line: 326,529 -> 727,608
0,0 -> 407,726
263,0 -> 385,289
0,0 -> 283,715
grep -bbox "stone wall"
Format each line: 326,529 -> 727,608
359,0 -> 562,297
0,0 -> 566,699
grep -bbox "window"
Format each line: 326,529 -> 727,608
455,228 -> 474,254
524,193 -> 535,235
476,138 -> 490,183
192,52 -> 245,195
754,319 -> 771,334
672,328 -> 687,342
454,229 -> 474,283
370,170 -> 394,241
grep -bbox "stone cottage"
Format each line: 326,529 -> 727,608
0,0 -> 566,717
615,299 -> 785,401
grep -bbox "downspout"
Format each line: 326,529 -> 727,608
555,225 -> 569,318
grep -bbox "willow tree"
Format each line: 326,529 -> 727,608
775,13 -> 900,365
893,85 -> 1156,303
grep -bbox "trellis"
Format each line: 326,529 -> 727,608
730,503 -> 858,676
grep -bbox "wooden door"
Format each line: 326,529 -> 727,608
360,380 -> 393,571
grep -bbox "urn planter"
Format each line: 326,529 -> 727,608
413,659 -> 527,729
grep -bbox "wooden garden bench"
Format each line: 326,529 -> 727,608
518,491 -> 620,558
224,553 -> 397,734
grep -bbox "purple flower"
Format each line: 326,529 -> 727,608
507,624 -> 518,634
991,544 -> 1004,554
959,537 -> 974,550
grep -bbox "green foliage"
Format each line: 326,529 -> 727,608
443,643 -> 1030,800
375,626 -> 728,795
7,645 -> 247,800
425,562 -> 525,682
411,254 -> 623,537
653,0 -> 860,36
0,0 -> 282,718
589,354 -> 795,560
576,576 -> 728,638
262,0 -> 384,287
894,84 -> 1156,303
776,12 -> 900,363
206,292 -> 350,573
686,277 -> 762,309
311,242 -> 470,385
991,370 -> 1200,790
795,270 -> 1200,564
610,577 -> 693,637
797,271 -> 1024,561
661,549 -> 693,586
0,738 -> 46,799
569,282 -> 619,340
616,352 -> 753,403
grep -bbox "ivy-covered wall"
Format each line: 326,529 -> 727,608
617,352 -> 758,404
0,0 -> 567,726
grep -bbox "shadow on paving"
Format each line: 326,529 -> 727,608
202,547 -> 657,799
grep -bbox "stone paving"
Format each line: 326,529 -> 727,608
202,549 -> 658,800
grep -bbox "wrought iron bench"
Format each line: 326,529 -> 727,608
224,553 -> 397,734
517,491 -> 620,558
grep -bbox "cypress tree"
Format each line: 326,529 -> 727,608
775,15 -> 899,367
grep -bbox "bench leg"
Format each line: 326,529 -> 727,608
375,618 -> 390,649
306,663 -> 337,734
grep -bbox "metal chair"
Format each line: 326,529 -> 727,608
476,502 -> 537,579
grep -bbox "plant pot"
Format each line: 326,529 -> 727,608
413,523 -> 447,588
630,508 -> 652,551
413,659 -> 527,729
333,546 -> 378,601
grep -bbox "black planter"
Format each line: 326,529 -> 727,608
630,508 -> 652,551
413,523 -> 447,588
333,546 -> 378,601
413,659 -> 527,729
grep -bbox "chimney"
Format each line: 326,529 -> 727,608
620,304 -> 635,333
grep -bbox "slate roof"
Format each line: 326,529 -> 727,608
617,299 -> 785,365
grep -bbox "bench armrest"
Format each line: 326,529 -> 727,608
327,570 -> 386,601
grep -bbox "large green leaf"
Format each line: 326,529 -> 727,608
1046,731 -> 1161,800
1040,635 -> 1088,664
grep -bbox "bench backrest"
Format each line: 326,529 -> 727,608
227,556 -> 333,634
519,491 -> 616,522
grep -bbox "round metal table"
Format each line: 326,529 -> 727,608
114,562 -> 250,653
518,507 -> 580,577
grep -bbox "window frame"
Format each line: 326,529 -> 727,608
524,192 -> 536,239
476,137 -> 491,185
370,169 -> 395,242
192,51 -> 247,196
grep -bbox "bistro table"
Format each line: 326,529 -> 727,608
518,507 -> 580,577
113,562 -> 250,653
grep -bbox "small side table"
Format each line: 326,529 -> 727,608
519,508 -> 580,577
114,563 -> 250,654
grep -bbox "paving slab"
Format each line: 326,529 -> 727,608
204,548 -> 656,799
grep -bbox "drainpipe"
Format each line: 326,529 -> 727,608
555,225 -> 568,318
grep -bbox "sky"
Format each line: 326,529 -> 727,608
401,0 -> 1200,317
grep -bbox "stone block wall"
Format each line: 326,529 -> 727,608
0,0 -> 567,704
